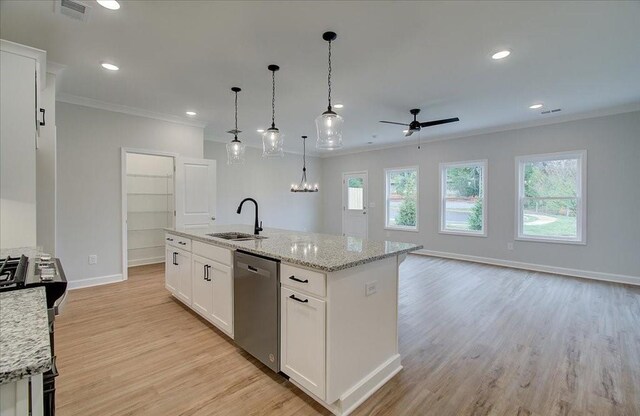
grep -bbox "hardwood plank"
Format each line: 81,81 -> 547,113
55,256 -> 640,415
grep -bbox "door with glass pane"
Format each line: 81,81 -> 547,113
342,172 -> 368,239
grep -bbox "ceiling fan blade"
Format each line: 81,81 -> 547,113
420,117 -> 460,128
380,121 -> 410,126
404,129 -> 415,137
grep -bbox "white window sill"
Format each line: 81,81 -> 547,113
439,230 -> 487,238
515,236 -> 586,245
385,227 -> 419,233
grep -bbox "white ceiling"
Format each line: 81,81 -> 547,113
1,0 -> 639,156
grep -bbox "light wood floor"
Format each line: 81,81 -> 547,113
55,255 -> 640,416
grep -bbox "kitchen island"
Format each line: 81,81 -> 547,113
164,225 -> 421,416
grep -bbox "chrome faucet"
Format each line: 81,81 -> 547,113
236,198 -> 263,235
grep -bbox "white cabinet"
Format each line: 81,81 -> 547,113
190,254 -> 233,337
164,244 -> 191,305
191,254 -> 213,317
165,233 -> 233,338
175,249 -> 192,305
209,261 -> 233,336
164,246 -> 179,294
281,287 -> 326,400
0,40 -> 46,249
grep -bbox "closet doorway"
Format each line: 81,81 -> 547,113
122,149 -> 176,280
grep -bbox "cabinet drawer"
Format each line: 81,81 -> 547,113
165,233 -> 191,251
192,240 -> 232,266
281,287 -> 326,400
281,264 -> 326,298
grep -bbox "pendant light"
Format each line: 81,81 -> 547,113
262,64 -> 284,157
316,31 -> 344,150
226,87 -> 246,165
291,136 -> 318,192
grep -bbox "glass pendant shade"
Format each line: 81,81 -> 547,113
315,109 -> 343,150
262,127 -> 283,157
226,138 -> 245,164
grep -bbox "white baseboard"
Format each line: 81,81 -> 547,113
67,273 -> 124,290
127,257 -> 164,267
415,249 -> 640,286
290,354 -> 402,416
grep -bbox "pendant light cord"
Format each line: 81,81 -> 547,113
271,69 -> 276,128
327,39 -> 332,109
234,89 -> 239,139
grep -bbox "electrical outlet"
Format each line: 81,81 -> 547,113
365,281 -> 377,297
507,243 -> 514,250
88,254 -> 98,265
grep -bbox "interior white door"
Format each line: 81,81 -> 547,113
342,172 -> 368,239
175,157 -> 216,229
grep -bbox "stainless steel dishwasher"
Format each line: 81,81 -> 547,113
233,250 -> 280,372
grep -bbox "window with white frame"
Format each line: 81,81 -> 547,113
516,150 -> 586,243
440,160 -> 487,235
385,167 -> 418,230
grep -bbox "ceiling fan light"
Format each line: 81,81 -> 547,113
262,127 -> 284,157
316,111 -> 343,150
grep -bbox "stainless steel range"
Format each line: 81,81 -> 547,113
0,253 -> 68,416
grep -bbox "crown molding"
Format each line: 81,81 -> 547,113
56,93 -> 208,128
321,102 -> 640,158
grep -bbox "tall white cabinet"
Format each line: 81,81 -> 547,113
0,40 -> 47,249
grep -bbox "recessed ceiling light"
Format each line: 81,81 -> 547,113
402,130 -> 408,133
529,103 -> 543,109
334,104 -> 344,109
186,111 -> 197,116
101,62 -> 119,71
491,50 -> 511,60
256,129 -> 265,133
97,0 -> 120,10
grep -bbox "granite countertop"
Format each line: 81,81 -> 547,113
0,246 -> 46,259
0,287 -> 52,384
166,225 -> 422,272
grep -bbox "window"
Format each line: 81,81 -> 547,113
440,160 -> 487,236
385,167 -> 418,231
347,177 -> 364,210
516,150 -> 586,244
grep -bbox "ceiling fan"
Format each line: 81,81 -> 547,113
380,109 -> 460,137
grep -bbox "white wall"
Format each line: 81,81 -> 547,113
204,141 -> 322,232
56,103 -> 203,285
321,111 -> 640,280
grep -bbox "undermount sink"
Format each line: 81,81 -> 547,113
207,232 -> 267,241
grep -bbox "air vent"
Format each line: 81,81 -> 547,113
55,0 -> 92,22
541,108 -> 562,114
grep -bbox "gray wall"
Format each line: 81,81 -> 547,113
321,111 -> 640,278
57,103 -> 203,284
204,141 -> 322,233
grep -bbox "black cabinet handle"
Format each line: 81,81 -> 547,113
39,108 -> 45,126
178,241 -> 186,245
173,252 -> 178,266
166,237 -> 174,241
289,275 -> 309,283
204,265 -> 211,281
289,294 -> 309,303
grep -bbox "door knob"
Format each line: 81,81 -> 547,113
211,217 -> 216,221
